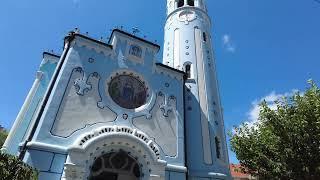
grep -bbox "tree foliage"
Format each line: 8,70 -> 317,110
230,81 -> 320,180
0,126 -> 38,180
0,152 -> 38,180
0,129 -> 7,148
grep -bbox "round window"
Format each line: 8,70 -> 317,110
108,75 -> 147,109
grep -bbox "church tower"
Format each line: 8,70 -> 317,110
163,0 -> 231,178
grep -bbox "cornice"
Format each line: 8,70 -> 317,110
165,6 -> 212,27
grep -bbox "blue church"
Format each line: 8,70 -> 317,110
2,0 -> 231,179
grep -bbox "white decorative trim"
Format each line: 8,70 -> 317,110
154,65 -> 184,81
208,172 -> 228,178
73,126 -> 160,159
1,74 -> 42,154
113,31 -> 159,53
165,164 -> 187,172
36,71 -> 44,80
42,54 -> 60,65
62,163 -> 86,180
173,28 -> 180,68
26,141 -> 67,154
195,27 -> 212,165
166,6 -> 211,27
73,36 -> 116,59
63,126 -> 166,180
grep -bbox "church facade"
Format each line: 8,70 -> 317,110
2,0 -> 231,179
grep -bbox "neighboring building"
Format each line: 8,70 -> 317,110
230,164 -> 257,180
2,0 -> 231,179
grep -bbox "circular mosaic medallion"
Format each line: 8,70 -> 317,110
108,75 -> 147,109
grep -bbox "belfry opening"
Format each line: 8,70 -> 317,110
187,0 -> 194,6
177,0 -> 184,8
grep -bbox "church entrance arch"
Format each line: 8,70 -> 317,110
89,150 -> 141,180
62,126 -> 166,180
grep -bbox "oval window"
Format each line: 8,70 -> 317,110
108,75 -> 147,109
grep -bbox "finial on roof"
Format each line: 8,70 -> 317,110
132,27 -> 140,35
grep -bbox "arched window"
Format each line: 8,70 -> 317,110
178,0 -> 184,8
187,0 -> 194,6
129,45 -> 142,58
185,64 -> 191,78
89,150 -> 141,180
203,32 -> 207,42
215,137 -> 221,159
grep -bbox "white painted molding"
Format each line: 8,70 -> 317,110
208,172 -> 228,178
154,65 -> 184,81
63,125 -> 167,180
73,36 -> 116,59
36,71 -> 44,80
26,141 -> 68,154
1,75 -> 42,154
165,164 -> 187,172
42,54 -> 60,65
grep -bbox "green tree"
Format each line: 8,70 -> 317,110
0,127 -> 8,148
0,152 -> 38,180
0,126 -> 38,180
230,81 -> 320,180
0,125 -> 8,149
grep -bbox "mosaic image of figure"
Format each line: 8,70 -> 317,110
123,82 -> 134,102
108,75 -> 147,109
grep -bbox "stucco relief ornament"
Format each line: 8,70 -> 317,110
74,76 -> 92,96
178,10 -> 197,25
159,95 -> 175,117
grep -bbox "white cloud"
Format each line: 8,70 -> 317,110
222,34 -> 236,53
246,90 -> 298,127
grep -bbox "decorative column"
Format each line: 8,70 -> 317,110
1,71 -> 43,154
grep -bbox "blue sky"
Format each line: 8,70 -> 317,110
0,0 -> 320,164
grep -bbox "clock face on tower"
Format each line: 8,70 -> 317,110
108,75 -> 148,109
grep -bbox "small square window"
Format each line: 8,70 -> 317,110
129,45 -> 142,58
